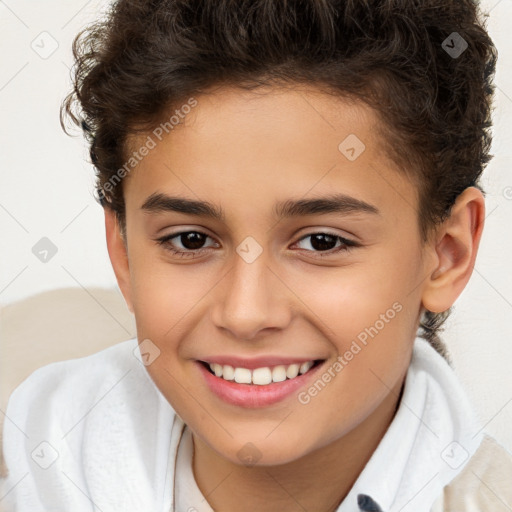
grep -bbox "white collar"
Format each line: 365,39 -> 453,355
338,336 -> 483,512
173,336 -> 483,512
174,426 -> 214,512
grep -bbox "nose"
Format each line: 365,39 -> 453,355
211,249 -> 292,341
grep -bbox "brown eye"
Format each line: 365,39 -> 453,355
155,230 -> 218,257
294,232 -> 358,257
177,232 -> 208,250
306,233 -> 338,251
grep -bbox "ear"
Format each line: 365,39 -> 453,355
421,186 -> 485,314
104,208 -> 134,313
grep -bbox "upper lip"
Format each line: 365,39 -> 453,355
199,355 -> 324,370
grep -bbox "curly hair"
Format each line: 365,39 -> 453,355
61,0 -> 497,356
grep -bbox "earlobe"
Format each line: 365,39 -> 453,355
421,187 -> 485,314
104,208 -> 134,313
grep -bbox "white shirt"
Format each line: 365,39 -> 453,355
1,336 -> 483,512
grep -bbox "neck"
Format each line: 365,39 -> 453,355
192,378 -> 404,512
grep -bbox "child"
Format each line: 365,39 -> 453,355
2,0 -> 511,510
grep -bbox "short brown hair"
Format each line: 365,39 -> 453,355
61,0 -> 498,356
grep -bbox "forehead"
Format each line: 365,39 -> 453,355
124,84 -> 416,226
150,84 -> 384,157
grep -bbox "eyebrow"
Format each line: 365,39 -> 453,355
141,192 -> 380,221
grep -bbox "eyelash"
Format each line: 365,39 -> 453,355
154,230 -> 359,259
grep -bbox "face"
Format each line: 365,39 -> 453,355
111,85 -> 435,465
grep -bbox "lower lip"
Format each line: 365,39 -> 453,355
196,361 -> 324,408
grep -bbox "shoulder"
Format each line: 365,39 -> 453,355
431,435 -> 512,511
2,337 -> 171,438
1,338 -> 180,510
2,338 -> 145,450
5,337 -> 144,419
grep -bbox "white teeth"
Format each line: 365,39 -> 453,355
286,363 -> 300,379
299,361 -> 314,375
252,367 -> 272,385
272,365 -> 287,382
207,360 -> 317,385
212,363 -> 223,377
222,365 -> 235,381
234,367 -> 252,384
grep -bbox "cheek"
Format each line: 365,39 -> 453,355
285,252 -> 419,388
128,247 -> 210,337
287,257 -> 415,342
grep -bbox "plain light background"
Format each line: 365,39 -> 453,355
1,0 -> 512,453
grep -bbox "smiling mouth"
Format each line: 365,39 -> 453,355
200,359 -> 325,386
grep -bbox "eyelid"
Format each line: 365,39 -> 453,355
297,228 -> 346,239
291,231 -> 359,252
156,227 -> 356,245
155,228 -> 360,262
156,229 -> 219,248
293,225 -> 359,241
155,224 -> 216,238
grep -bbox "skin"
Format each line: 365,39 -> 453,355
105,84 -> 485,511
